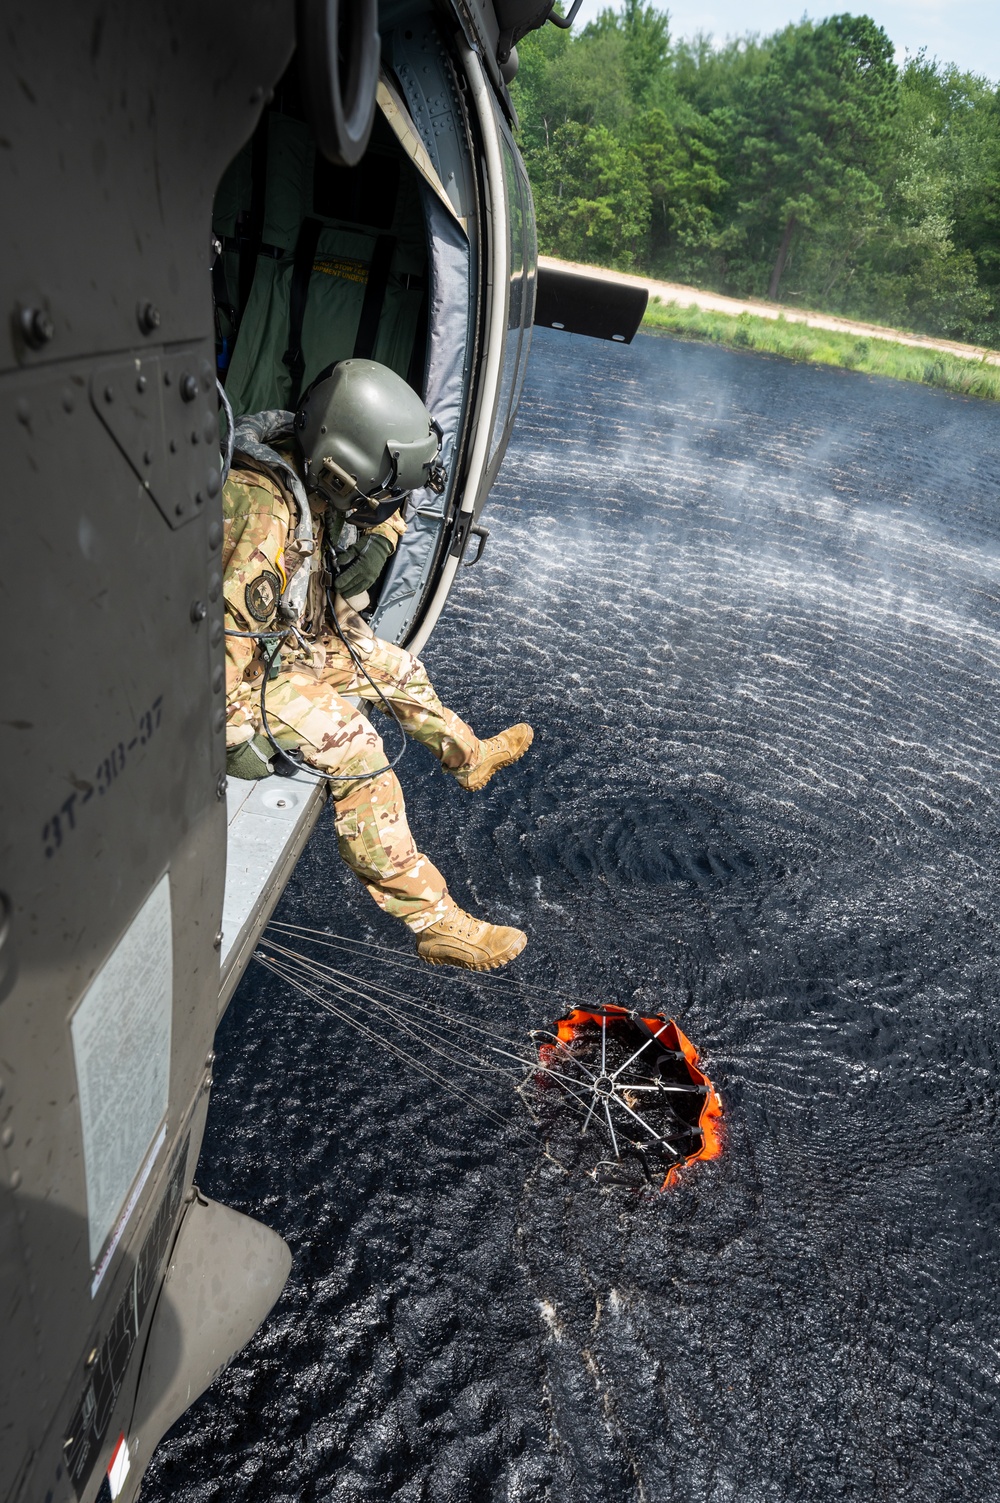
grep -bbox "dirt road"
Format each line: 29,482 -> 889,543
541,253 -> 1000,366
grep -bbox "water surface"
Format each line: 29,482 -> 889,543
146,331 -> 1000,1502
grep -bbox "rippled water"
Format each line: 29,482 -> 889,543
145,332 -> 1000,1502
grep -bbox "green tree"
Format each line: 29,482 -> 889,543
634,105 -> 729,276
732,15 -> 898,300
673,31 -> 772,117
938,66 -> 1000,339
509,5 -> 1000,345
530,120 -> 651,268
584,0 -> 673,109
508,20 -> 573,156
512,16 -> 632,147
842,57 -> 995,338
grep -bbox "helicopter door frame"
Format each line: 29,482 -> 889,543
482,108 -> 537,487
406,40 -> 510,655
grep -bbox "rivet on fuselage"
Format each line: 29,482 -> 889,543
18,306 -> 54,348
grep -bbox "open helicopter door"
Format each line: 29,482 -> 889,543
214,13 -> 546,999
365,29 -> 484,647
399,38 -> 537,655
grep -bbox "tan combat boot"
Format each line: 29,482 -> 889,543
453,723 -> 534,792
415,904 -> 527,971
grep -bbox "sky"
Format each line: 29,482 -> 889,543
569,0 -> 1000,83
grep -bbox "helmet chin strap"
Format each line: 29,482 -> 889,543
426,457 -> 447,494
426,418 -> 447,494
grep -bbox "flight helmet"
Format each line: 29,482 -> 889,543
294,359 -> 446,524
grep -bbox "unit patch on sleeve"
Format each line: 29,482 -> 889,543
244,570 -> 281,622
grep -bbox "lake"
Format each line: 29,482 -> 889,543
145,327 -> 1000,1503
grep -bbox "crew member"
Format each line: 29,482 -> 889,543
222,359 -> 533,972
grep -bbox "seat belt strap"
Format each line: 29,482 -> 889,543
212,254 -> 233,319
283,216 -> 323,407
353,234 -> 396,360
406,283 -> 429,391
237,115 -> 270,320
212,254 -> 239,378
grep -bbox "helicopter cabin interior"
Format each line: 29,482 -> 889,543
212,20 -> 536,649
214,19 -> 537,1010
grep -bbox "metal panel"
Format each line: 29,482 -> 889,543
0,3 -> 294,1498
126,1195 -> 292,1492
534,263 -> 649,343
219,773 -> 327,1017
0,2 -> 291,375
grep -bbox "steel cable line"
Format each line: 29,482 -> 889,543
259,920 -> 703,1152
266,920 -> 601,1010
256,942 -> 600,1129
262,937 -> 520,1058
263,936 -> 532,1053
262,939 -> 526,1079
256,953 -> 523,1136
265,943 -> 705,1164
260,942 -> 599,1123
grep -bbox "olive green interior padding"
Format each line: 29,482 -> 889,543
213,111 -> 428,418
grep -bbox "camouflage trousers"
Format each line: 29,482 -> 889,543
261,616 -> 482,930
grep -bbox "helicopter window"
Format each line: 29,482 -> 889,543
512,162 -> 538,416
487,117 -> 536,470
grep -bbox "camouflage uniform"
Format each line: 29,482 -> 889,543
223,464 -> 483,931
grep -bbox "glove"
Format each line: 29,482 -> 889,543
334,533 -> 394,600
226,734 -> 274,781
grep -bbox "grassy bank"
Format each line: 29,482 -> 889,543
642,299 -> 1000,402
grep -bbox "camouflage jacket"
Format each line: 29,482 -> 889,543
222,463 -> 405,747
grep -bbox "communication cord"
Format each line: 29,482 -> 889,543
224,594 -> 408,786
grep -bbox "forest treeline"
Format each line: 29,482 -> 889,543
510,5 -> 1000,344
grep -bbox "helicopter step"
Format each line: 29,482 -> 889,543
220,771 -> 328,1017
